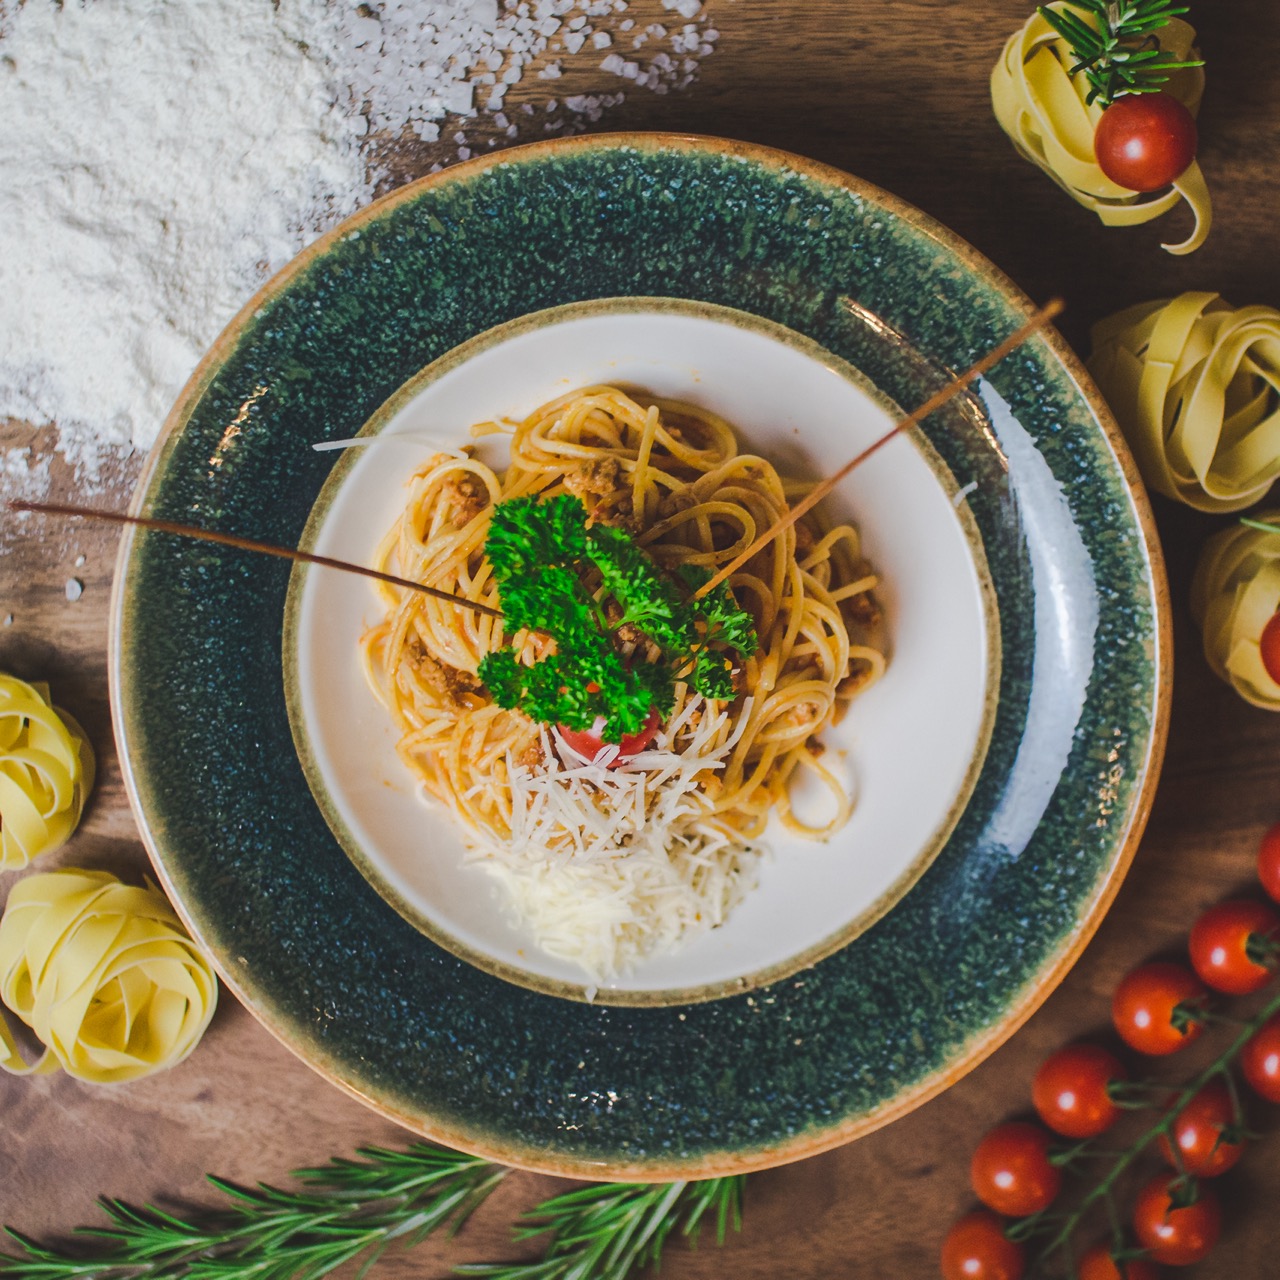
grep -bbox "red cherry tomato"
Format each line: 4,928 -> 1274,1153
556,707 -> 661,765
1188,899 -> 1279,995
1077,1243 -> 1160,1280
1260,611 -> 1280,686
940,1210 -> 1026,1280
1032,1043 -> 1126,1139
1241,1011 -> 1280,1103
1257,822 -> 1280,906
1094,92 -> 1198,192
1132,1174 -> 1221,1266
1111,962 -> 1208,1056
969,1121 -> 1061,1218
1156,1078 -> 1245,1176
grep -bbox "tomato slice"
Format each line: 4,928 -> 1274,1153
557,708 -> 662,765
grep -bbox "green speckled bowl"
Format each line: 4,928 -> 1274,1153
110,134 -> 1169,1180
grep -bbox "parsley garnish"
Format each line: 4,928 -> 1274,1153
477,494 -> 758,742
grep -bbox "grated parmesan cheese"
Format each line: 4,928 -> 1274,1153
465,698 -> 762,981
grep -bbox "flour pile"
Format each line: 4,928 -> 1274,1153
0,0 -> 718,486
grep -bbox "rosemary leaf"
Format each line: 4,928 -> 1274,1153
458,1176 -> 744,1280
1037,0 -> 1203,106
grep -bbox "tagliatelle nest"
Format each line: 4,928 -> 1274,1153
1190,514 -> 1280,710
0,869 -> 218,1081
1089,293 -> 1280,513
990,6 -> 1211,255
0,674 -> 95,870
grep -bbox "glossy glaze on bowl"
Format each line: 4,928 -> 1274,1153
111,134 -> 1168,1179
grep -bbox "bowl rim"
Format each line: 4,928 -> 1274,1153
109,131 -> 1171,1179
281,292 -> 1003,1007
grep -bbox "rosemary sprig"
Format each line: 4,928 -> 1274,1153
0,1144 -> 501,1280
0,1146 -> 743,1280
457,1176 -> 744,1280
1038,1 -> 1204,106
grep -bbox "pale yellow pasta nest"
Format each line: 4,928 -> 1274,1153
0,868 -> 218,1081
1190,513 -> 1280,710
0,673 -> 95,870
1090,293 -> 1280,513
990,7 -> 1210,255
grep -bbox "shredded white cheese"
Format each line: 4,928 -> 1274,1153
465,698 -> 761,981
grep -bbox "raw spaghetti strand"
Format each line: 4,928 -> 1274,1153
360,387 -> 886,977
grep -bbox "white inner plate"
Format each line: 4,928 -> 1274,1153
286,298 -> 998,1003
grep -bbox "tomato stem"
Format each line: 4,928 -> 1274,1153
1024,981 -> 1280,1276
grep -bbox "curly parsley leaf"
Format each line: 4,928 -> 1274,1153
675,566 -> 760,658
485,494 -> 589,577
586,523 -> 684,649
690,647 -> 737,702
478,494 -> 756,741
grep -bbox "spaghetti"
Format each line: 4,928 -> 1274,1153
361,386 -> 887,977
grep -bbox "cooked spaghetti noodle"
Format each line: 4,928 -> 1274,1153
361,386 -> 886,977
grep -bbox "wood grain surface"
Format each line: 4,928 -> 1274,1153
4,2 -> 1280,1276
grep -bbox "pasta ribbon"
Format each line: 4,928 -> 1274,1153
0,674 -> 95,870
0,869 -> 218,1081
1190,513 -> 1280,710
990,7 -> 1211,255
1089,293 -> 1280,513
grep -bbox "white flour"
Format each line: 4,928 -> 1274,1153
0,0 -> 718,490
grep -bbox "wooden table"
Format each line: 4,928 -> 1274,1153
4,2 -> 1280,1275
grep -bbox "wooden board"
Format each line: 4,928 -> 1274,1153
4,2 -> 1280,1274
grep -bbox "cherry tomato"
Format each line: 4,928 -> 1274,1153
1156,1078 -> 1245,1177
969,1121 -> 1061,1218
1241,1011 -> 1280,1103
1032,1043 -> 1126,1139
556,707 -> 661,765
1260,611 -> 1280,686
1257,822 -> 1280,906
1188,899 -> 1279,995
940,1210 -> 1026,1280
1111,962 -> 1208,1056
1094,92 -> 1198,192
1132,1174 -> 1221,1267
1077,1243 -> 1160,1280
